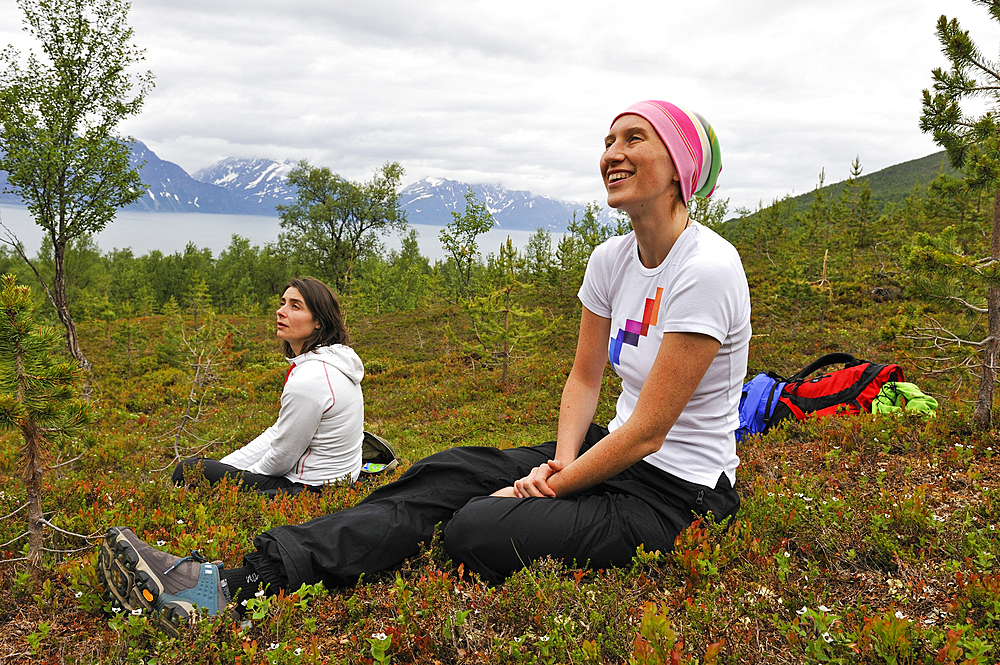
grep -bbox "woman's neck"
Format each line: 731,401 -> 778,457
630,203 -> 690,269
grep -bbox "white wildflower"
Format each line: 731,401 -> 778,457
796,606 -> 808,615
131,609 -> 142,616
895,611 -> 906,620
75,591 -> 83,598
372,632 -> 387,641
818,605 -> 831,612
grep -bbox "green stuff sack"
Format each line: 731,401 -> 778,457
871,382 -> 938,416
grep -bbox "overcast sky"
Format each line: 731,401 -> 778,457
2,0 -> 999,214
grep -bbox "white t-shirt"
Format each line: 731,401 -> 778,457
577,222 -> 751,487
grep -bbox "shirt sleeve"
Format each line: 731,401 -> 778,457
244,372 -> 326,477
219,427 -> 275,469
577,240 -> 613,318
660,251 -> 745,344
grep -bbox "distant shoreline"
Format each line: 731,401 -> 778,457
0,204 -> 546,262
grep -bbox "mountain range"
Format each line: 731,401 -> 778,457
0,142 -> 588,232
0,141 -> 964,231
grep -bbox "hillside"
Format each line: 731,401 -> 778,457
777,150 -> 961,214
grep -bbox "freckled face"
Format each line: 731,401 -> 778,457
276,287 -> 318,355
601,114 -> 680,215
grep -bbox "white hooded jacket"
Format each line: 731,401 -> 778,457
220,344 -> 365,485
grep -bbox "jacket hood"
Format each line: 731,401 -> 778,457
290,344 -> 365,384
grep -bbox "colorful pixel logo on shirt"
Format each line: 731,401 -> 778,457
609,287 -> 663,366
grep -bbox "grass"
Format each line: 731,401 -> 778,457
0,281 -> 998,664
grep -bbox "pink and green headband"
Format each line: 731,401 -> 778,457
611,100 -> 722,204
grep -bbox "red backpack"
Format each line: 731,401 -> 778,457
768,353 -> 905,426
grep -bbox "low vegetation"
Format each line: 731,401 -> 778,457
0,184 -> 998,662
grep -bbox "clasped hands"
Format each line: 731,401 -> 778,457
490,459 -> 567,499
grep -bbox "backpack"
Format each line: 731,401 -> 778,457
359,430 -> 399,475
260,431 -> 399,497
737,353 -> 905,441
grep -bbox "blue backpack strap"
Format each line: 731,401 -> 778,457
761,380 -> 786,424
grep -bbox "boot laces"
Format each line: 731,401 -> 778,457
163,550 -> 208,576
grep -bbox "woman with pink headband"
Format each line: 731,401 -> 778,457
99,101 -> 749,635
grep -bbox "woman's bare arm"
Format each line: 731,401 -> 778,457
492,307 -> 609,498
513,329 -> 720,498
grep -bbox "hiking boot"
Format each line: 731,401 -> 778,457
98,526 -> 231,636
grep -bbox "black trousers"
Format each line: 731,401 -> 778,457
246,424 -> 740,589
172,458 -> 321,494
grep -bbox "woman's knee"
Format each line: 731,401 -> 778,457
443,497 -> 518,583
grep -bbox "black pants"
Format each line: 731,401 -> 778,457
245,424 -> 740,589
172,458 -> 321,495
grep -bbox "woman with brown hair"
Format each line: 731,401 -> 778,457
172,277 -> 364,494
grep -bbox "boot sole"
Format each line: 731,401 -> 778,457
98,527 -> 190,637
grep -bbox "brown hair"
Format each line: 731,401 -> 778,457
280,277 -> 349,358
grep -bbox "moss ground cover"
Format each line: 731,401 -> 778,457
0,282 -> 997,664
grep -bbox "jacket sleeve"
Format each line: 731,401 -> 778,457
244,371 -> 325,477
219,426 -> 276,469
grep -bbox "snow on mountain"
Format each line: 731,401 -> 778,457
192,158 -> 297,209
126,141 -> 269,215
398,177 -> 584,232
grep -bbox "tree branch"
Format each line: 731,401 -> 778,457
0,531 -> 27,549
943,295 -> 989,313
0,503 -> 29,520
40,517 -> 101,540
0,222 -> 58,312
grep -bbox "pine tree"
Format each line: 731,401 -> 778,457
456,238 -> 557,385
0,274 -> 88,565
919,0 -> 1000,427
838,157 -> 876,263
111,300 -> 147,379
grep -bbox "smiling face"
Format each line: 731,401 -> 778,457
276,286 -> 319,356
601,114 -> 681,217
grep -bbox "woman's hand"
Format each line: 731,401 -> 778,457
489,459 -> 569,499
512,459 -> 567,498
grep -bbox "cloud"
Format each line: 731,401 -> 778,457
2,0 -> 999,212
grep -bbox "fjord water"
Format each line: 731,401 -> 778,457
0,205 -> 542,262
